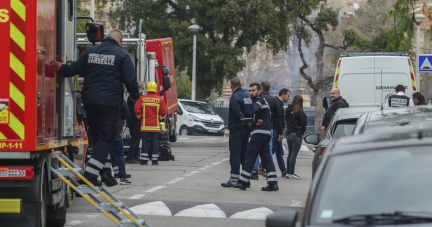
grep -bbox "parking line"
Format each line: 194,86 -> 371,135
145,186 -> 166,193
128,194 -> 146,199
65,221 -> 83,226
166,178 -> 184,184
221,158 -> 229,162
211,162 -> 222,165
184,171 -> 200,177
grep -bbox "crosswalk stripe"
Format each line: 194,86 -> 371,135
145,186 -> 166,193
183,171 -> 199,177
166,178 -> 184,184
229,207 -> 274,220
174,204 -> 226,218
129,201 -> 172,216
128,194 -> 146,199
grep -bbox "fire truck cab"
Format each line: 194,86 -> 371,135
0,0 -> 91,226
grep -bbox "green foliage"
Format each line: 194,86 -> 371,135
102,0 -> 292,99
388,0 -> 416,52
76,0 -> 90,33
176,74 -> 192,99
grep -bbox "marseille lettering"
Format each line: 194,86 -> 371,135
376,86 -> 408,90
88,53 -> 115,65
142,98 -> 160,103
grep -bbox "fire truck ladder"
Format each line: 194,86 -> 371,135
51,153 -> 151,227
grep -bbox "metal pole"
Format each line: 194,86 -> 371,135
417,25 -> 421,90
426,72 -> 429,103
192,34 -> 197,101
90,0 -> 95,19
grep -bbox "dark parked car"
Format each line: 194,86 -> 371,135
304,107 -> 378,177
267,129 -> 432,227
353,105 -> 432,135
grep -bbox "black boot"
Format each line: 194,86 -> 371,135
100,172 -> 118,187
262,184 -> 279,191
221,181 -> 241,188
141,161 -> 148,165
152,161 -> 159,165
114,174 -> 131,178
125,159 -> 140,164
250,173 -> 259,180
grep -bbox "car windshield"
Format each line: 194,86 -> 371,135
363,121 -> 432,134
332,120 -> 356,139
180,101 -> 215,115
310,146 -> 432,225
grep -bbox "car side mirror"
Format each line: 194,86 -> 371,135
266,209 -> 298,227
322,97 -> 331,110
304,133 -> 320,145
86,22 -> 104,43
161,66 -> 171,91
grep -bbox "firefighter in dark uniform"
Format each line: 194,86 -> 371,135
125,81 -> 145,164
385,84 -> 414,107
55,29 -> 140,187
221,77 -> 253,188
237,83 -> 279,191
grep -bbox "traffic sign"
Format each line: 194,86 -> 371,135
418,54 -> 432,72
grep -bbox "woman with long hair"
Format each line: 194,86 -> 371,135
285,95 -> 307,180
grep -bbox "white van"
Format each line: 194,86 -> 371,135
176,99 -> 225,136
333,53 -> 417,107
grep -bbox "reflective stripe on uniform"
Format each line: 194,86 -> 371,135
241,170 -> 251,177
231,174 -> 240,178
88,158 -> 104,169
251,129 -> 271,136
140,157 -> 149,160
239,176 -> 250,182
256,102 -> 262,107
267,172 -> 277,177
262,105 -> 270,109
103,162 -> 111,168
85,166 -> 100,176
268,178 -> 278,182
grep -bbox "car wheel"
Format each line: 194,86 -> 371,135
180,126 -> 189,136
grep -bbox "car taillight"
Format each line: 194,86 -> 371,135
0,166 -> 34,180
320,146 -> 327,155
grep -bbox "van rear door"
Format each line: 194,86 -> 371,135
339,73 -> 376,107
375,73 -> 412,106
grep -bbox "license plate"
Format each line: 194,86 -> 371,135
208,129 -> 218,133
0,199 -> 21,213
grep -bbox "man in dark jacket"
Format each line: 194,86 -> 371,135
125,81 -> 145,164
221,77 -> 253,188
321,88 -> 349,131
252,81 -> 282,179
412,92 -> 427,105
55,29 -> 140,187
237,82 -> 278,191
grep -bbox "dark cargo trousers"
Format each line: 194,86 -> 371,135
228,128 -> 249,183
238,135 -> 278,187
83,104 -> 118,179
126,122 -> 141,160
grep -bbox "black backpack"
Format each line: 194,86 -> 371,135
158,130 -> 175,161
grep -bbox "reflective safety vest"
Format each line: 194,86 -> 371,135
134,93 -> 167,132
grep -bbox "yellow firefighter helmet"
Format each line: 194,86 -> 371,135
146,81 -> 158,93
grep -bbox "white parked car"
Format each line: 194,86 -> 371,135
176,99 -> 225,136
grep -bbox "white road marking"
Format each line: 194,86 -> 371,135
199,166 -> 211,170
229,207 -> 274,220
221,158 -> 229,162
300,145 -> 310,152
65,220 -> 82,226
177,137 -> 189,140
205,137 -> 219,140
85,214 -> 100,218
184,171 -> 200,177
211,162 -> 222,165
129,201 -> 172,216
166,178 -> 184,184
174,204 -> 227,218
290,200 -> 302,207
128,194 -> 146,199
145,186 -> 166,193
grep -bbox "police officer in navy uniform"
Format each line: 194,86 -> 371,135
55,29 -> 140,187
237,82 -> 279,191
385,84 -> 414,107
221,77 -> 253,188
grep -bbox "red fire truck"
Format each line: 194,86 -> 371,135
0,0 -> 87,226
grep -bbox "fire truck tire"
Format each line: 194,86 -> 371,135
169,127 -> 177,142
47,208 -> 66,227
36,164 -> 48,227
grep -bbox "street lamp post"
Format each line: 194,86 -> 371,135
188,24 -> 201,101
415,13 -> 426,94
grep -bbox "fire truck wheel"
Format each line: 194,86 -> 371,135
37,165 -> 48,227
47,208 -> 66,227
169,128 -> 177,142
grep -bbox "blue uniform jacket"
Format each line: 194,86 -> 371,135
274,97 -> 285,133
250,94 -> 272,138
228,87 -> 253,132
60,37 -> 140,109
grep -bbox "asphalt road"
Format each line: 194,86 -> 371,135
65,136 -> 313,227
